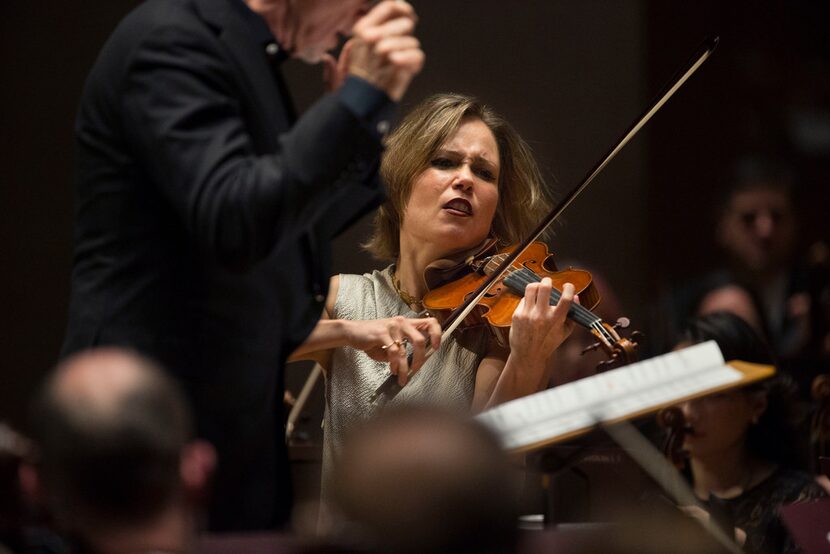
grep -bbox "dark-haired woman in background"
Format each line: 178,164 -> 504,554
675,311 -> 826,554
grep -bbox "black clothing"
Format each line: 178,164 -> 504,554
702,467 -> 827,554
62,0 -> 389,531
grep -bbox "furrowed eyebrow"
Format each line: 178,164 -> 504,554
436,148 -> 498,169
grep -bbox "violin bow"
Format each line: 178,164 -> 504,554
372,36 -> 719,404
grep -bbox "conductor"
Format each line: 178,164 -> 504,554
61,0 -> 423,531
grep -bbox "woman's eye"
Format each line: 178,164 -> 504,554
431,157 -> 455,169
473,165 -> 497,182
476,168 -> 496,181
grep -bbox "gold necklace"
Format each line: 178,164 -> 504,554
392,273 -> 423,307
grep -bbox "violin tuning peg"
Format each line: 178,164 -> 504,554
631,330 -> 645,344
613,317 -> 630,330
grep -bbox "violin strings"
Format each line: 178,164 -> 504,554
497,266 -> 614,345
513,268 -> 599,326
506,268 -> 616,343
505,268 -> 596,326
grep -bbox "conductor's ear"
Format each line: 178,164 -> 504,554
180,439 -> 217,504
18,461 -> 44,505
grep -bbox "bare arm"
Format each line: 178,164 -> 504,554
287,275 -> 342,369
288,275 -> 441,384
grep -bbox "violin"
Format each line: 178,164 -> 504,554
423,241 -> 639,371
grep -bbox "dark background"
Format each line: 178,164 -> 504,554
2,1 -> 829,432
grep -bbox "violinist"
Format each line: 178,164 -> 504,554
290,93 -> 576,488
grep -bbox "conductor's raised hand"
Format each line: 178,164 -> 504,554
321,39 -> 352,93
344,316 -> 441,386
347,1 -> 424,101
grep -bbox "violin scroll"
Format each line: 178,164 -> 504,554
581,317 -> 643,372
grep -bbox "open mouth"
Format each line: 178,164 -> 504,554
442,198 -> 473,216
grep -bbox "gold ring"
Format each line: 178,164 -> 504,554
381,339 -> 403,351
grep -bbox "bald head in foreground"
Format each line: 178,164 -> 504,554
327,406 -> 519,554
25,349 -> 215,553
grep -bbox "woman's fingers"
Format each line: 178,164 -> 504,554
403,329 -> 427,373
385,337 -> 409,387
553,282 -> 575,322
358,314 -> 439,388
405,317 -> 442,372
384,336 -> 403,378
381,316 -> 439,387
509,278 -> 577,361
396,348 -> 410,387
524,277 -> 573,319
381,316 -> 404,378
422,317 -> 442,351
533,277 -> 552,312
524,278 -> 539,306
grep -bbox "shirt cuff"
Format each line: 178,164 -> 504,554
337,76 -> 395,140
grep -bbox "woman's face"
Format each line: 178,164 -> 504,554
680,389 -> 766,460
399,117 -> 500,256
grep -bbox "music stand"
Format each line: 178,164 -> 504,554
478,341 -> 775,553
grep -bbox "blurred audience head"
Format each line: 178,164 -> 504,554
695,283 -> 765,336
325,405 -> 519,554
25,348 -> 215,553
716,156 -> 798,277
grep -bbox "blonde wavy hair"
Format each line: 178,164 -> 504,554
364,93 -> 553,261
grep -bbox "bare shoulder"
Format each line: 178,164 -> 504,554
328,268 -> 390,320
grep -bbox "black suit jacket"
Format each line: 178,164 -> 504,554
63,0 -> 386,531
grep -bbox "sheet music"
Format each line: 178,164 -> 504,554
477,341 -> 742,451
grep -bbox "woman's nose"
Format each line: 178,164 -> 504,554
452,165 -> 474,191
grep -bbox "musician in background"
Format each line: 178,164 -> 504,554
695,281 -> 765,337
674,311 -> 826,554
657,156 -> 830,395
715,159 -> 805,355
290,93 -> 576,494
715,157 -> 830,392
